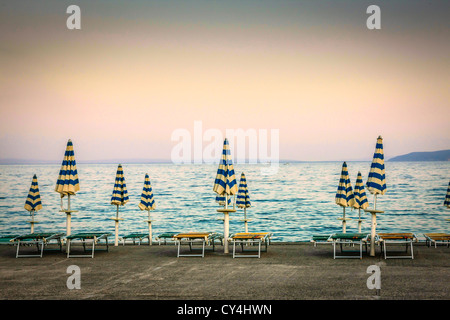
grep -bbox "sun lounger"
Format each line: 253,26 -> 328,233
173,232 -> 221,257
377,233 -> 417,259
230,232 -> 273,258
310,234 -> 332,246
423,233 -> 450,248
12,233 -> 65,258
331,233 -> 369,259
0,235 -> 20,245
120,233 -> 150,245
155,232 -> 179,245
66,232 -> 111,258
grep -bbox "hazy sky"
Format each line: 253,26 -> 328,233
1,0 -> 449,162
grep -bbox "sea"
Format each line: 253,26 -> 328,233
0,162 -> 449,242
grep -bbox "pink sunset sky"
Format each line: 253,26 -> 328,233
0,1 -> 449,162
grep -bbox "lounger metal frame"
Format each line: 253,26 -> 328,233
156,232 -> 179,245
310,234 -> 333,247
66,233 -> 111,258
331,233 -> 369,259
230,233 -> 272,258
377,233 -> 417,259
424,233 -> 450,248
14,233 -> 65,258
174,233 -> 220,257
121,233 -> 150,246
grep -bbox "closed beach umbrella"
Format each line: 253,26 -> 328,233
24,174 -> 43,233
335,162 -> 355,233
215,194 -> 232,207
55,139 -> 80,236
444,181 -> 450,208
138,173 -> 156,245
353,171 -> 369,232
366,136 -> 386,200
365,135 -> 386,256
236,172 -> 252,232
213,138 -> 238,253
111,164 -> 129,246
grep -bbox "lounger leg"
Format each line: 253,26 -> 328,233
333,242 -> 336,259
67,240 -> 71,258
233,240 -> 236,258
258,241 -> 261,258
40,241 -> 44,258
91,240 -> 95,258
359,242 -> 362,259
410,242 -> 414,260
16,240 -> 20,258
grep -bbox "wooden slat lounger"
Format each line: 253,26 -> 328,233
330,233 -> 369,259
377,233 -> 417,259
66,232 -> 112,258
173,232 -> 220,257
12,233 -> 65,258
424,233 -> 450,248
230,232 -> 273,258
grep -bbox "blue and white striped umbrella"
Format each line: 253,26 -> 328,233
25,174 -> 43,213
25,174 -> 43,233
236,172 -> 252,232
213,138 -> 238,199
111,164 -> 129,206
55,139 -> 79,235
354,171 -> 369,210
138,173 -> 156,211
366,136 -> 386,199
366,136 -> 386,256
444,181 -> 450,208
236,172 -> 251,209
139,173 -> 156,245
111,164 -> 129,246
353,171 -> 368,232
213,138 -> 238,254
335,162 -> 355,208
335,162 -> 355,232
55,139 -> 80,199
215,194 -> 232,207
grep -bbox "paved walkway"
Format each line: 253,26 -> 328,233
0,242 -> 448,300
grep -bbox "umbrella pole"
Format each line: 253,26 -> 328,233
148,210 -> 152,246
30,210 -> 35,233
358,208 -> 362,233
224,194 -> 230,254
244,207 -> 248,233
342,207 -> 346,233
370,194 -> 378,257
115,205 -> 119,246
67,194 -> 72,236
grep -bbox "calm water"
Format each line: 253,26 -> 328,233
0,162 -> 449,242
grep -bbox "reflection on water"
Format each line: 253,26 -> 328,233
0,162 -> 449,241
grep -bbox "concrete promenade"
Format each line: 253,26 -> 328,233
0,241 -> 448,300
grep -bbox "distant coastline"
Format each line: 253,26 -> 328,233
1,151 -> 449,165
389,149 -> 450,161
